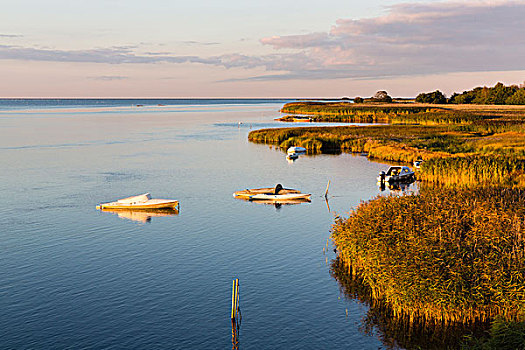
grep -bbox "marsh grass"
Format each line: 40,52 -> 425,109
331,257 -> 490,350
420,155 -> 525,187
331,186 -> 525,325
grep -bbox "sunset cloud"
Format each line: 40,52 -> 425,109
258,0 -> 525,79
0,34 -> 23,38
89,75 -> 128,81
1,1 -> 524,82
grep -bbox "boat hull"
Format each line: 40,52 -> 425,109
248,193 -> 311,202
96,200 -> 179,210
233,186 -> 310,202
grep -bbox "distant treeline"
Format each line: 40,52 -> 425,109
416,82 -> 525,105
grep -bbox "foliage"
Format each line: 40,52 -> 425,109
450,83 -> 524,105
416,90 -> 447,104
354,96 -> 364,103
370,90 -> 393,103
506,89 -> 525,105
331,186 -> 525,324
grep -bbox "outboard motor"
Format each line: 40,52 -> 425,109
379,171 -> 386,184
274,183 -> 283,195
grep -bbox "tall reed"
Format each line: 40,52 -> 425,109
331,186 -> 525,325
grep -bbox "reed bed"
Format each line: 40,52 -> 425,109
330,257 -> 489,350
420,155 -> 525,187
331,186 -> 525,325
280,102 -> 487,124
248,125 -> 465,162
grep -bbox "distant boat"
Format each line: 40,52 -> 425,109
287,146 -> 306,154
377,166 -> 415,183
96,193 -> 179,210
233,184 -> 311,202
291,116 -> 312,122
286,153 -> 299,160
413,159 -> 423,169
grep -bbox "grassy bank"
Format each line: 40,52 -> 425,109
280,102 -> 525,125
279,102 -> 482,124
331,186 -> 525,324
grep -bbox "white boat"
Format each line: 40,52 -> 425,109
233,184 -> 311,202
413,159 -> 423,169
286,153 -> 299,160
287,146 -> 306,154
377,166 -> 415,183
96,193 -> 179,210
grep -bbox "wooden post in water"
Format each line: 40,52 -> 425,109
231,279 -> 241,350
324,180 -> 331,199
231,279 -> 240,322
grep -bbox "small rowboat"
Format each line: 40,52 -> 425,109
233,184 -> 311,202
96,193 -> 179,210
287,146 -> 306,154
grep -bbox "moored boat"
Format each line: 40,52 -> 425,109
287,146 -> 306,154
286,152 -> 299,160
96,193 -> 179,210
233,184 -> 311,202
377,166 -> 415,183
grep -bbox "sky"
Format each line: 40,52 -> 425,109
0,0 -> 524,98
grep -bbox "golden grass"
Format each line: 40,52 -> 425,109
331,186 -> 525,325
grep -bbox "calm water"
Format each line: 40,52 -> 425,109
0,100 -> 404,349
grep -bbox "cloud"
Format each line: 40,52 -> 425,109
181,40 -> 220,46
1,1 -> 524,82
0,45 -> 218,65
89,75 -> 128,81
257,0 -> 525,79
0,34 -> 23,38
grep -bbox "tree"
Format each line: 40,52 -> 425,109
506,89 -> 525,105
370,91 -> 392,103
354,97 -> 364,103
415,90 -> 447,104
485,82 -> 517,105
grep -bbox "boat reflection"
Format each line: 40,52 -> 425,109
234,197 -> 310,210
329,257 -> 489,349
379,179 -> 416,193
98,208 -> 179,223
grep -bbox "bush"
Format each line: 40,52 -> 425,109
354,97 -> 364,103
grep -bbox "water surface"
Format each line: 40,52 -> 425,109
0,100 -> 404,349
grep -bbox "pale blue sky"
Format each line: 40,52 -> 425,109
0,0 -> 524,97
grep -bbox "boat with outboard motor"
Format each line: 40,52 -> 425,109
377,166 -> 415,183
233,184 -> 311,202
